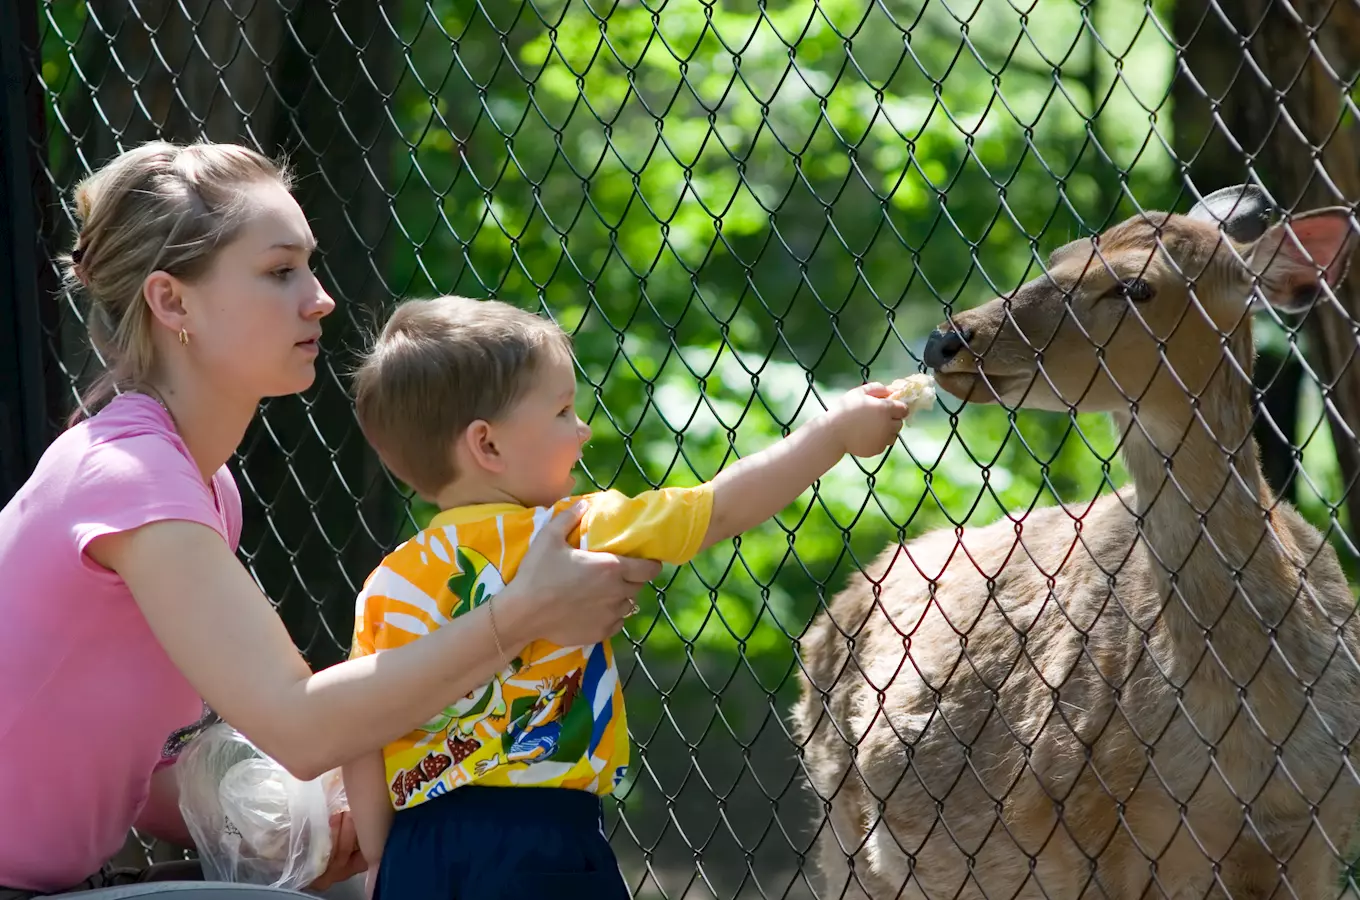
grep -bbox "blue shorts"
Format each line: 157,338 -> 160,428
374,785 -> 629,899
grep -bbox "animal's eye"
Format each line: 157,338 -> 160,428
1108,278 -> 1155,302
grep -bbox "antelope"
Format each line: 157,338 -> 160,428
792,187 -> 1360,899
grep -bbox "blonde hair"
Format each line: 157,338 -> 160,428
64,140 -> 293,423
353,296 -> 573,499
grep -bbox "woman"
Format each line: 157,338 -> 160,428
0,141 -> 660,897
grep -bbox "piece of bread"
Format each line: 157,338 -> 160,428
885,373 -> 937,417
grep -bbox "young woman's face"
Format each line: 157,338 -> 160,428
180,181 -> 335,399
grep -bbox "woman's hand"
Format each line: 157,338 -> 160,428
133,763 -> 197,849
498,502 -> 662,648
308,810 -> 367,892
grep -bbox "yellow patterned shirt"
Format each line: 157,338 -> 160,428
350,486 -> 713,811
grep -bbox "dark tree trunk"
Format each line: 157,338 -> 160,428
247,0 -> 401,666
1171,0 -> 1360,521
55,0 -> 400,666
1,0 -> 65,500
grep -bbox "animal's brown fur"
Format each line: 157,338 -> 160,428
792,207 -> 1360,899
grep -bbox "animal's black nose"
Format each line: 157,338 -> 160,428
923,328 -> 972,369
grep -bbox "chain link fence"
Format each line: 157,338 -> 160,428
7,0 -> 1360,897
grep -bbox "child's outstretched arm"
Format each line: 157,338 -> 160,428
699,382 -> 915,551
341,751 -> 393,899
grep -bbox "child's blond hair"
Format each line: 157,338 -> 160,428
353,296 -> 572,498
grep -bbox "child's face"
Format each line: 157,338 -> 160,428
494,349 -> 592,507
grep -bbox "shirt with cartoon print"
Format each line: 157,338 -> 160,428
349,485 -> 713,811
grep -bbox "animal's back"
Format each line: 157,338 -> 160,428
793,491 -> 1162,897
793,487 -> 1360,898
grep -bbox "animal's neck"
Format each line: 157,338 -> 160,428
1110,335 -> 1295,631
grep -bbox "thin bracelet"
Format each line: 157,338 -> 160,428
488,597 -> 507,667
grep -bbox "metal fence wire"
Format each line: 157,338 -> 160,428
9,0 -> 1360,898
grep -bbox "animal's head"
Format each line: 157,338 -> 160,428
924,186 -> 1358,413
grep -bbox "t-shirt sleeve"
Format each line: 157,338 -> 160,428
350,537 -> 449,661
349,566 -> 384,661
213,465 -> 244,551
70,432 -> 234,561
349,600 -> 376,660
578,485 -> 714,565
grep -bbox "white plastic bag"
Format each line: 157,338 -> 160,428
176,722 -> 348,890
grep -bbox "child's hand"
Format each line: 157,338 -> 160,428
307,810 -> 367,891
827,384 -> 911,457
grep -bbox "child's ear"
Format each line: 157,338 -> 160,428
461,420 -> 505,475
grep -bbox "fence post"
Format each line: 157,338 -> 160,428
0,0 -> 55,505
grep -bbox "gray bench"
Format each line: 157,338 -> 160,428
55,887 -> 311,899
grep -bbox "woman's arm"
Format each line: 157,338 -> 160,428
88,503 -> 660,780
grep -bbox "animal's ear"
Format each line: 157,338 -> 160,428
1246,209 -> 1358,314
1186,184 -> 1275,242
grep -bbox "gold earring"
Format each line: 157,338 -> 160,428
179,328 -> 189,347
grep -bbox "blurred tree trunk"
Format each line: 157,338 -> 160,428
57,0 -> 287,422
2,0 -> 66,498
259,1 -> 401,666
57,0 -> 400,666
1172,0 -> 1360,528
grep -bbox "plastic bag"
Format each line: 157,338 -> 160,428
176,722 -> 348,890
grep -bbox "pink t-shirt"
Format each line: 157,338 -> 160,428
0,393 -> 242,892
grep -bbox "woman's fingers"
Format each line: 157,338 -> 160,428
542,501 -> 586,536
508,501 -> 662,645
613,553 -> 662,586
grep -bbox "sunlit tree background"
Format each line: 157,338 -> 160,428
23,1 -> 1360,895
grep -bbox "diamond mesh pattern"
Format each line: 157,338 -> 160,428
11,1 -> 1360,898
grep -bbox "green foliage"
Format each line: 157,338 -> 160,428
35,0 -> 1358,889
375,5 -> 1359,853
383,0 -> 1186,827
